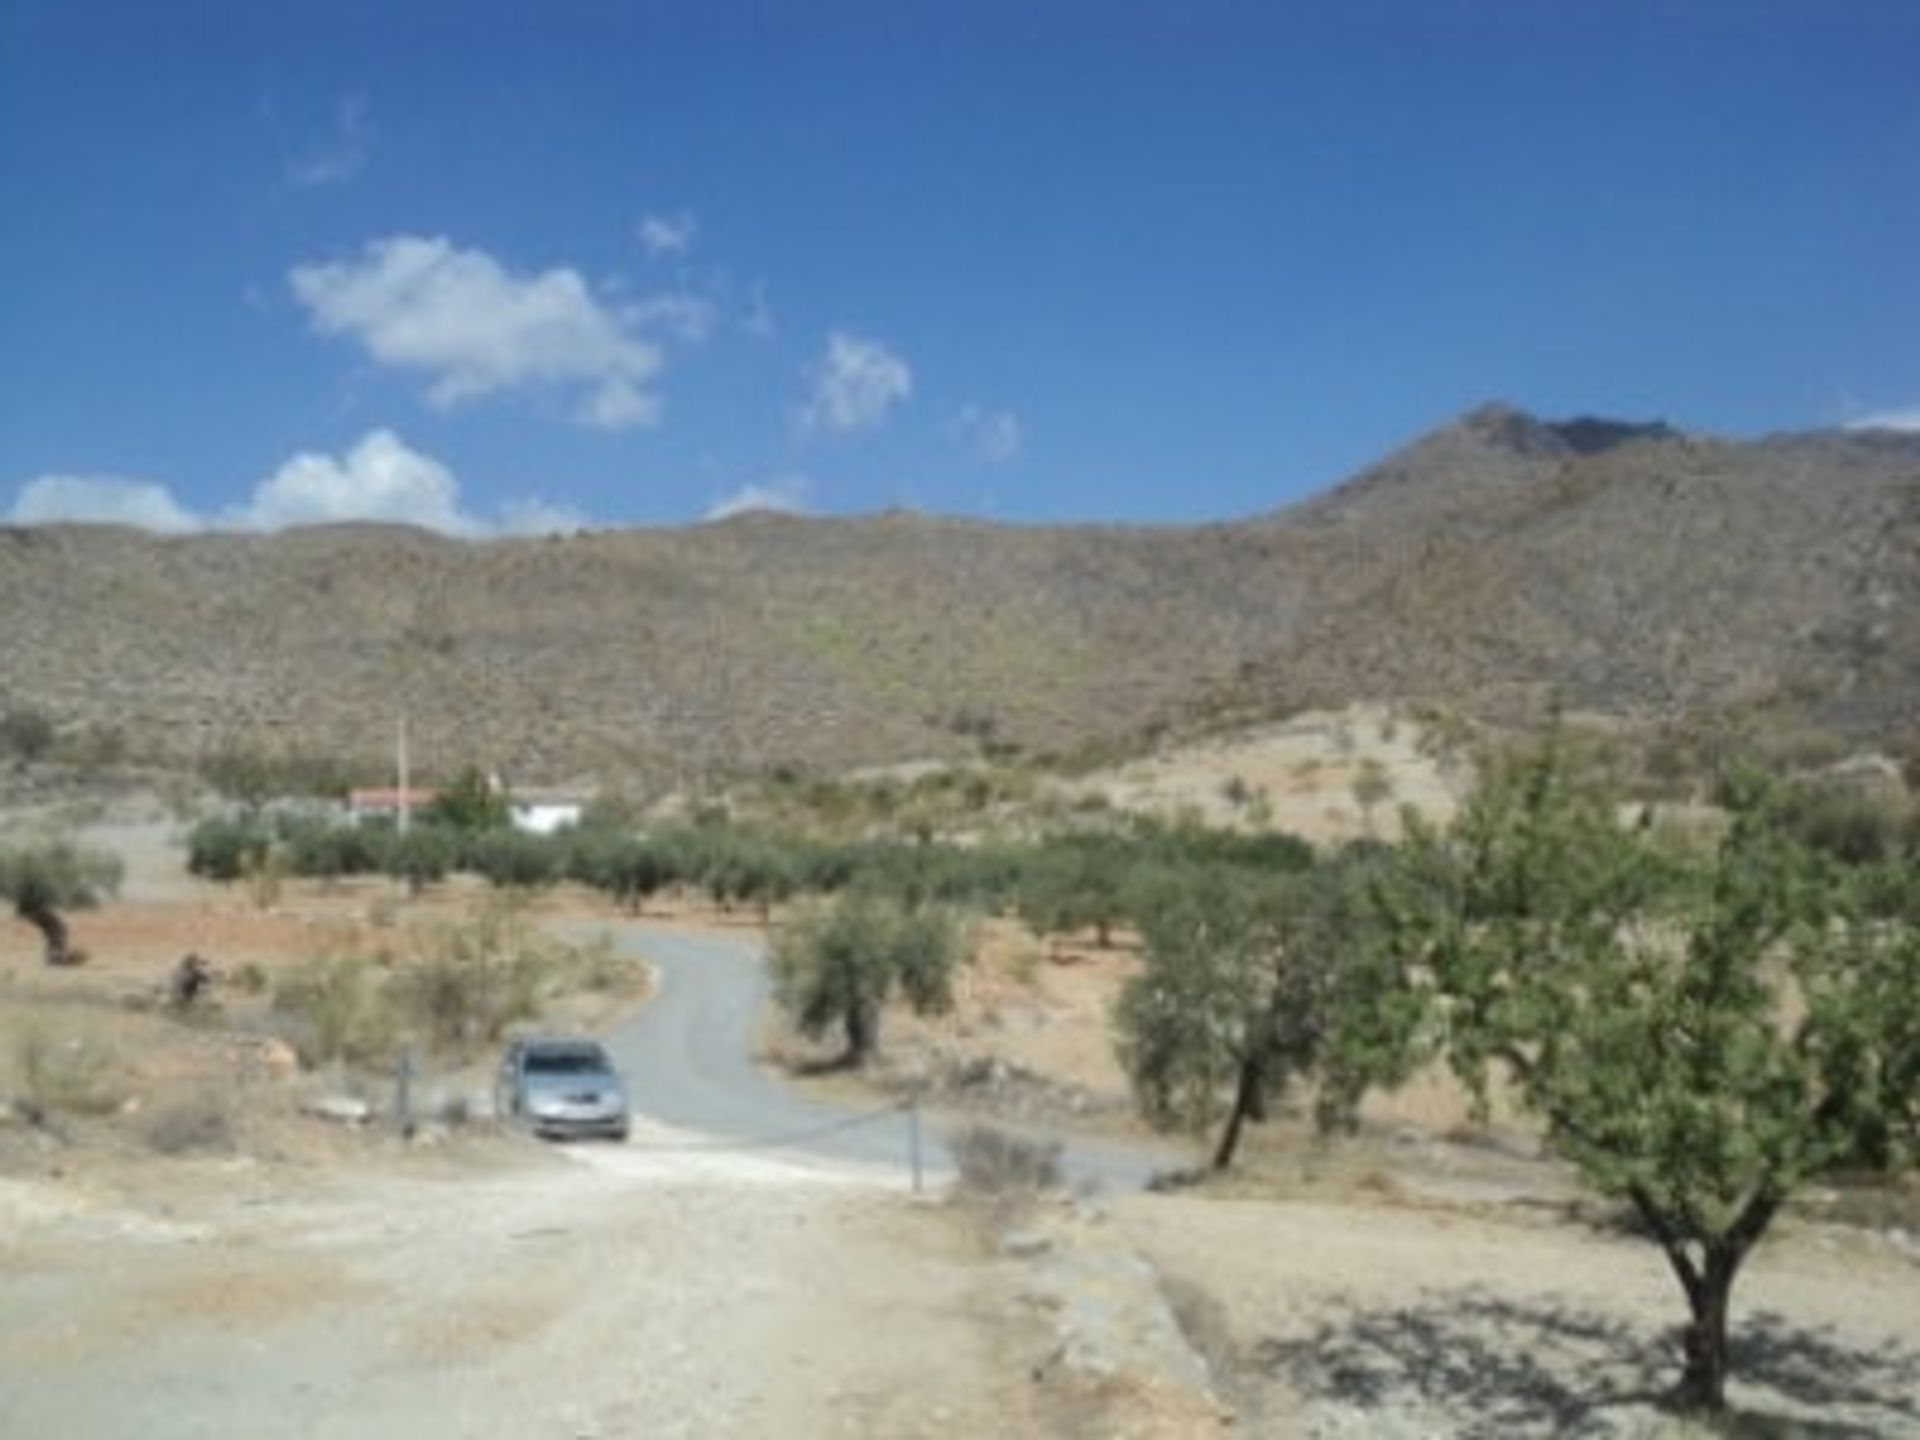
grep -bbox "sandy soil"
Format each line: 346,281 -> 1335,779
1119,1190 -> 1920,1436
0,1136 -> 1027,1439
1061,702 -> 1466,846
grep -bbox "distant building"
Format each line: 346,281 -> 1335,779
509,801 -> 583,835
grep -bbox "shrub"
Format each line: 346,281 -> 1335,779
271,953 -> 399,1066
10,1028 -> 121,1123
0,706 -> 56,762
143,1088 -> 235,1155
951,1122 -> 1062,1199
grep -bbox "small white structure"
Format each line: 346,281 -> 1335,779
509,802 -> 583,836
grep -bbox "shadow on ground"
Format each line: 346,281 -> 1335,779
1251,1291 -> 1920,1437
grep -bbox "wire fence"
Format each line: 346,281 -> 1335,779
617,1099 -> 913,1154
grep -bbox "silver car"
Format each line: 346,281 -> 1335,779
496,1037 -> 630,1141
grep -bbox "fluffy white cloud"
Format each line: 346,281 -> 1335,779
239,429 -> 472,532
704,475 -> 809,521
1846,406 -> 1920,432
8,474 -> 200,532
800,332 -> 911,435
947,403 -> 1023,465
9,432 -> 584,539
288,94 -> 372,188
290,235 -> 663,428
638,211 -> 698,258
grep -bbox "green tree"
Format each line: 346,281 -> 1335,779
1380,748 -> 1920,1414
425,766 -> 510,832
1116,856 -> 1418,1170
1017,837 -> 1133,948
466,828 -> 559,890
186,816 -> 274,882
377,825 -> 455,897
770,893 -> 966,1066
0,841 -> 123,966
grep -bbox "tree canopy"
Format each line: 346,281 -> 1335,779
1378,747 -> 1920,1412
0,840 -> 122,966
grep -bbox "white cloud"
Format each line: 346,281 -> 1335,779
704,475 -> 809,522
290,235 -> 663,429
639,211 -> 698,258
1846,406 -> 1920,432
9,432 -> 586,539
496,496 -> 589,536
288,95 -> 372,188
239,429 -> 473,533
801,332 -> 912,435
947,403 -> 1023,465
628,291 -> 718,344
8,475 -> 200,532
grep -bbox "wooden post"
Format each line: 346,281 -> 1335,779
908,1084 -> 923,1194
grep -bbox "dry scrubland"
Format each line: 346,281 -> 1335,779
3,408 -> 1918,787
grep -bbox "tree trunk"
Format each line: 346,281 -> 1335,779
843,1002 -> 878,1068
17,896 -> 75,967
1211,1055 -> 1264,1170
1677,1257 -> 1733,1413
1631,1183 -> 1776,1416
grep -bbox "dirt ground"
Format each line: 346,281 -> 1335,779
1060,702 -> 1466,846
4,803 -> 1919,1436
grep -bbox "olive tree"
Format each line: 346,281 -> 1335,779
770,892 -> 966,1066
1115,855 -> 1419,1170
0,841 -> 123,966
1379,749 -> 1920,1414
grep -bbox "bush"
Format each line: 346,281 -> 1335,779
951,1122 -> 1062,1199
10,1029 -> 121,1124
0,706 -> 55,763
143,1088 -> 235,1154
271,953 -> 399,1066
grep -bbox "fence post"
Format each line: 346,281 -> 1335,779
395,1046 -> 417,1140
908,1084 -> 923,1194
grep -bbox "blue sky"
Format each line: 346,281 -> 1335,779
3,1 -> 1916,533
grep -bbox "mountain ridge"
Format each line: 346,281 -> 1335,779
5,406 -> 1916,782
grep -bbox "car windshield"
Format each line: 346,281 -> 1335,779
523,1048 -> 612,1077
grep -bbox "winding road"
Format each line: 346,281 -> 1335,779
593,924 -> 1176,1192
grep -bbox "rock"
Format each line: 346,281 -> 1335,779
999,1229 -> 1053,1259
246,1037 -> 301,1079
302,1093 -> 371,1125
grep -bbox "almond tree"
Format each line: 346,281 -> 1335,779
1381,749 -> 1920,1413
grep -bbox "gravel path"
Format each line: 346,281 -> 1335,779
0,1147 -> 1019,1439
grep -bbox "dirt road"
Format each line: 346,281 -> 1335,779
0,1140 -> 1024,1439
600,925 -> 1176,1192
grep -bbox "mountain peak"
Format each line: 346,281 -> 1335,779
1457,402 -> 1679,458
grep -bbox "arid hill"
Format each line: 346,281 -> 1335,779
4,404 -> 1916,783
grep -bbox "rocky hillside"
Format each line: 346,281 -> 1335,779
3,404 -> 1916,783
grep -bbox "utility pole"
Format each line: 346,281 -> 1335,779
397,715 -> 411,835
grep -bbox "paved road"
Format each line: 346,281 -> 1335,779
592,924 -> 1177,1193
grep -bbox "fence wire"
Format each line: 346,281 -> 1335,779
616,1099 -> 914,1153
